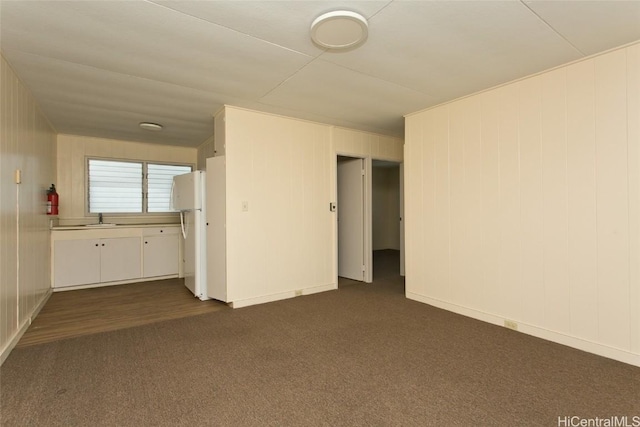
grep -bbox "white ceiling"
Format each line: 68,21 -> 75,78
1,1 -> 639,148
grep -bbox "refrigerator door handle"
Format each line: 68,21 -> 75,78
170,180 -> 176,211
180,211 -> 189,239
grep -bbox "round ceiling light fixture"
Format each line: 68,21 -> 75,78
310,10 -> 368,51
139,122 -> 163,131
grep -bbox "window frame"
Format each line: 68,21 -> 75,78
86,156 -> 194,216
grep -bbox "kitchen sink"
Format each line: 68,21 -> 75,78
83,223 -> 117,227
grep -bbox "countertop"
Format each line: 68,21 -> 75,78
52,223 -> 180,231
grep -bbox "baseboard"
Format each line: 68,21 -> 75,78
53,274 -> 179,292
231,283 -> 337,309
302,283 -> 337,296
406,292 -> 640,368
0,288 -> 52,366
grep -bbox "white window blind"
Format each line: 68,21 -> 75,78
88,159 -> 142,213
88,159 -> 192,214
148,163 -> 192,212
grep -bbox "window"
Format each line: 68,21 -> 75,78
147,163 -> 192,212
88,158 -> 192,214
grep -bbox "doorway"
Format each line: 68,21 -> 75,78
337,156 -> 366,282
372,160 -> 402,280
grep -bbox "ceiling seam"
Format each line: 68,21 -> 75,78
312,58 -> 441,100
42,99 -> 210,126
257,55 -> 323,100
143,0 -> 314,57
367,0 -> 396,21
519,0 -> 586,56
1,48 -> 249,101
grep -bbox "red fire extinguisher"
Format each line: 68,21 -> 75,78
47,184 -> 59,215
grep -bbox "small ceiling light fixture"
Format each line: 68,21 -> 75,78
310,10 -> 368,51
139,122 -> 163,131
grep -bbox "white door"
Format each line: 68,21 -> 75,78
206,156 -> 228,302
338,157 -> 365,281
400,163 -> 405,277
182,210 -> 197,295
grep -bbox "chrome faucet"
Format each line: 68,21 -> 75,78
98,213 -> 103,224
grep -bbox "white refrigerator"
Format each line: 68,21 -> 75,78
171,171 -> 208,300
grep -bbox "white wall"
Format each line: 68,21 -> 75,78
333,127 -> 403,161
224,107 -> 334,305
373,166 -> 400,250
56,134 -> 197,224
1,55 -> 56,364
197,135 -> 214,170
217,106 -> 404,306
332,126 -> 404,282
405,43 -> 640,367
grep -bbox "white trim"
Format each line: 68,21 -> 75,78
0,289 -> 52,366
230,283 -> 337,309
406,292 -> 640,368
53,274 -> 179,292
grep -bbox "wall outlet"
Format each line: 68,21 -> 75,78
295,290 -> 302,297
504,320 -> 518,331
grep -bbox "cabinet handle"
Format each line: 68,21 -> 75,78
160,230 -> 163,233
145,241 -> 148,244
95,244 -> 98,247
101,243 -> 105,246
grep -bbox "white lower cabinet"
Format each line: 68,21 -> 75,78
99,237 -> 142,283
53,237 -> 141,288
143,228 -> 179,278
52,225 -> 180,289
53,239 -> 101,287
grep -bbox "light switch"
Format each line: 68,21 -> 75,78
242,201 -> 249,212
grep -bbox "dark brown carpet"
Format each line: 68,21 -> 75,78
2,251 -> 639,426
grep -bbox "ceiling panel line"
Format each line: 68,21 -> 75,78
257,55 -> 321,100
41,98 -> 207,127
146,0 -> 314,57
367,0 -> 395,20
519,0 -> 586,56
315,55 -> 440,99
1,48 -> 236,102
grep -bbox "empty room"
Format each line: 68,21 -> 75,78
1,1 -> 639,426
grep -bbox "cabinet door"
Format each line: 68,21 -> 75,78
100,237 -> 142,283
143,234 -> 179,278
54,239 -> 101,287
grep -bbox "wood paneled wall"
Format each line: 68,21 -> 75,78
1,56 -> 56,364
224,107 -> 334,304
405,43 -> 640,366
217,106 -> 404,307
56,134 -> 197,222
197,135 -> 214,170
333,127 -> 403,161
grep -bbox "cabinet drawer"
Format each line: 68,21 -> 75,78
142,227 -> 180,237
